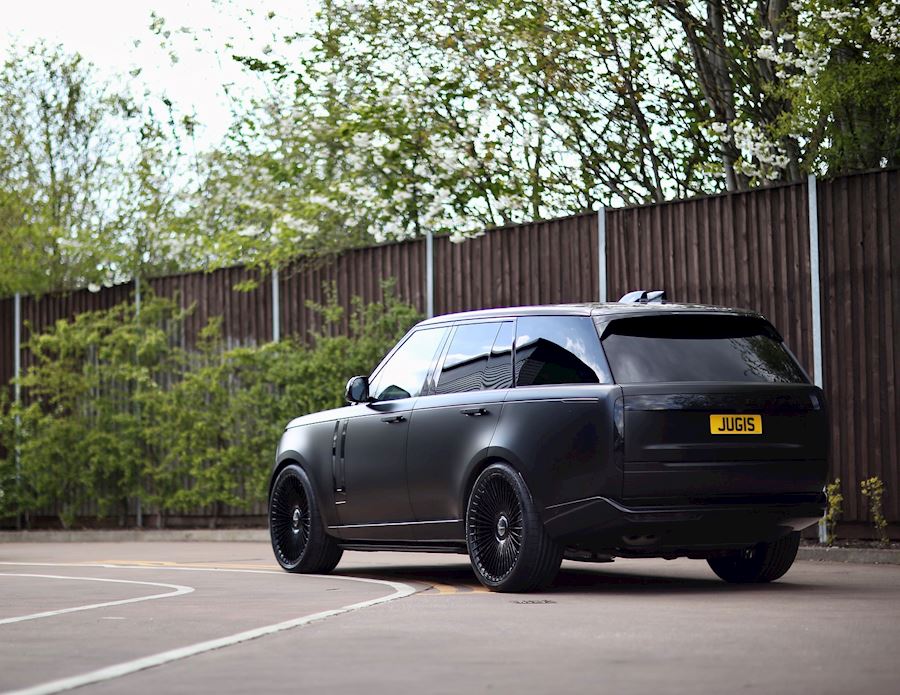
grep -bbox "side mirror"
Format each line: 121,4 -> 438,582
345,375 -> 370,404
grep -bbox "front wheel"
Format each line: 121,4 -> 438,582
269,464 -> 343,573
466,463 -> 563,593
707,531 -> 801,583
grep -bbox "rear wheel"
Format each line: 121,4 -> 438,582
707,531 -> 800,583
466,463 -> 563,593
269,464 -> 343,573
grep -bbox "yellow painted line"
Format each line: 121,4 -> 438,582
424,582 -> 490,595
429,582 -> 459,594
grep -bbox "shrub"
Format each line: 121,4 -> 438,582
860,476 -> 889,546
823,478 -> 843,546
1,296 -> 187,527
0,282 -> 419,527
144,282 -> 420,516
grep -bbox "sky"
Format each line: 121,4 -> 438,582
1,0 -> 318,147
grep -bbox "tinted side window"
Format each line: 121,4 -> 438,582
369,327 -> 448,401
435,322 -> 503,394
601,315 -> 808,384
514,316 -> 611,386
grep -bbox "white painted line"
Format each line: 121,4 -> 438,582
0,574 -> 194,625
0,562 -> 417,695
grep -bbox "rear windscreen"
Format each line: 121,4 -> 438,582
600,315 -> 808,384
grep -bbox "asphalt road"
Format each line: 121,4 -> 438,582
1,542 -> 898,695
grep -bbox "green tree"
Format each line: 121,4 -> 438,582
767,0 -> 900,174
0,42 -> 201,296
201,0 -> 898,254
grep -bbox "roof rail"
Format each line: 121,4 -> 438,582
618,290 -> 666,304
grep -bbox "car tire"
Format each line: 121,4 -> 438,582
466,462 -> 563,593
269,464 -> 343,573
707,531 -> 801,583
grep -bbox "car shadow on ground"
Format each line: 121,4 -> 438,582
333,561 -> 815,595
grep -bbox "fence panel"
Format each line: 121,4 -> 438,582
818,169 -> 900,523
1,170 -> 898,526
605,182 -> 814,371
0,297 -> 12,399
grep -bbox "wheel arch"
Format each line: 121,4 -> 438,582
459,448 -> 530,521
269,450 -> 347,536
269,450 -> 312,502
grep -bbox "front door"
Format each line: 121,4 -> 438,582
336,326 -> 449,541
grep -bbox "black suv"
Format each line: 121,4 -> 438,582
269,301 -> 827,592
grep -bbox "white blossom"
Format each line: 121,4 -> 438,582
757,45 -> 778,61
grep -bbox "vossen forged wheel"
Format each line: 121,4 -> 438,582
269,464 -> 343,574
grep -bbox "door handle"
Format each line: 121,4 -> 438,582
460,407 -> 489,417
381,415 -> 407,424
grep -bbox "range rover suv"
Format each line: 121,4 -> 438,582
269,300 -> 827,592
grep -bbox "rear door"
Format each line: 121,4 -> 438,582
494,315 -> 620,510
600,314 -> 828,502
405,320 -> 514,540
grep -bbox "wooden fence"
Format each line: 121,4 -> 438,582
1,169 -> 897,528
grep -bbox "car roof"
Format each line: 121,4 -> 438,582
416,302 -> 764,327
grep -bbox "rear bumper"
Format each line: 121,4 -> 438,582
543,494 -> 825,555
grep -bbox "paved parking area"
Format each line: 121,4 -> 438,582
1,542 -> 898,694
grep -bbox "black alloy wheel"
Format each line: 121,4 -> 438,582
468,469 -> 525,583
466,463 -> 563,592
269,464 -> 343,573
707,531 -> 801,583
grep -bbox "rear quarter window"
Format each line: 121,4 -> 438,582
515,316 -> 611,386
600,314 -> 808,384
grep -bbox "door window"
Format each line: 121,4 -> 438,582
514,316 -> 611,386
369,327 -> 448,401
435,322 -> 505,394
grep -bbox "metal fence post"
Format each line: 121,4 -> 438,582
807,175 -> 823,388
426,230 -> 434,318
808,174 -> 828,543
13,292 -> 21,530
272,268 -> 281,343
597,206 -> 607,302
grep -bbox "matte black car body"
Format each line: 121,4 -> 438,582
270,303 -> 828,587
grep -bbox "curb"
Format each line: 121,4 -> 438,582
798,546 -> 900,565
0,529 -> 269,543
2,531 -> 898,565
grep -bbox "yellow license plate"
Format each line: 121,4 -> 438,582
709,414 -> 763,435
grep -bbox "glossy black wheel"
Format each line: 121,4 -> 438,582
466,463 -> 562,592
269,464 -> 343,573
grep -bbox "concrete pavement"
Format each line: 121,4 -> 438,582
1,542 -> 898,694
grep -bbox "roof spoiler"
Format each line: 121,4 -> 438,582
618,290 -> 666,304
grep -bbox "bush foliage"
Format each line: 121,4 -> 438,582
0,285 -> 419,527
